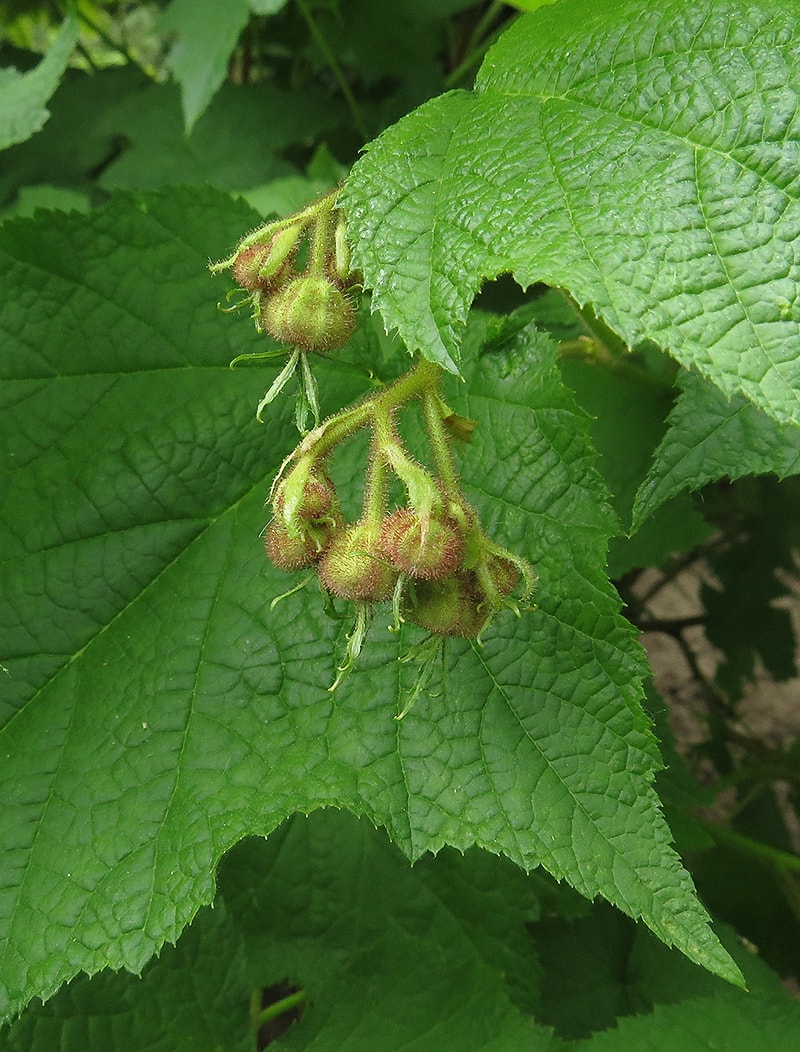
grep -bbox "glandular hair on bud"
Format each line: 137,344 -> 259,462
275,469 -> 336,525
261,275 -> 355,353
233,244 -> 273,291
483,553 -> 520,598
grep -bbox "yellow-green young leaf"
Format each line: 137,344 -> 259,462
341,0 -> 800,425
0,187 -> 740,1024
0,12 -> 78,151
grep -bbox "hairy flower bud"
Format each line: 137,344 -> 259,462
233,225 -> 302,292
265,519 -> 321,571
379,508 -> 464,579
233,244 -> 272,291
261,275 -> 355,352
275,468 -> 337,525
317,521 -> 397,601
403,575 -> 486,638
485,554 -> 520,598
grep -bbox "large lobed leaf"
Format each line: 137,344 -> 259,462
341,0 -> 800,427
0,187 -> 739,1023
572,993 -> 800,1052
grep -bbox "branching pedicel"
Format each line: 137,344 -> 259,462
211,191 -> 536,712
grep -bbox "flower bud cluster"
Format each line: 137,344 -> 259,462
211,191 -> 358,355
263,358 -> 535,642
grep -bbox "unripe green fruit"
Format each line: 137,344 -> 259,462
261,275 -> 355,352
403,575 -> 486,637
265,519 -> 320,571
379,508 -> 464,579
317,521 -> 397,602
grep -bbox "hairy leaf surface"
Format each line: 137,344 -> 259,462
342,0 -> 800,426
0,188 -> 739,1023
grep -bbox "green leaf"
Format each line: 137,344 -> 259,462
0,62 -> 345,202
503,0 -> 557,10
0,12 -> 79,151
2,184 -> 90,219
571,991 -> 800,1052
538,304 -> 715,575
533,902 -> 786,1040
160,0 -> 251,132
632,372 -> 800,528
341,0 -> 800,426
222,814 -> 552,1049
0,896 -> 252,1052
0,187 -> 740,1023
0,813 -> 551,1050
96,80 -> 344,192
0,67 -> 141,210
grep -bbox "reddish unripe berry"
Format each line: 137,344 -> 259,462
379,509 -> 464,579
317,521 -> 397,602
262,275 -> 355,352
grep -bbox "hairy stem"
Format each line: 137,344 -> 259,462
422,387 -> 461,497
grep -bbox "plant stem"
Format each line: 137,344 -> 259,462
695,819 -> 800,876
363,440 -> 389,527
253,988 -> 307,1028
294,355 -> 442,463
422,387 -> 460,496
307,200 -> 333,274
296,0 -> 370,141
444,6 -> 515,88
211,193 -> 335,269
373,403 -> 441,517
